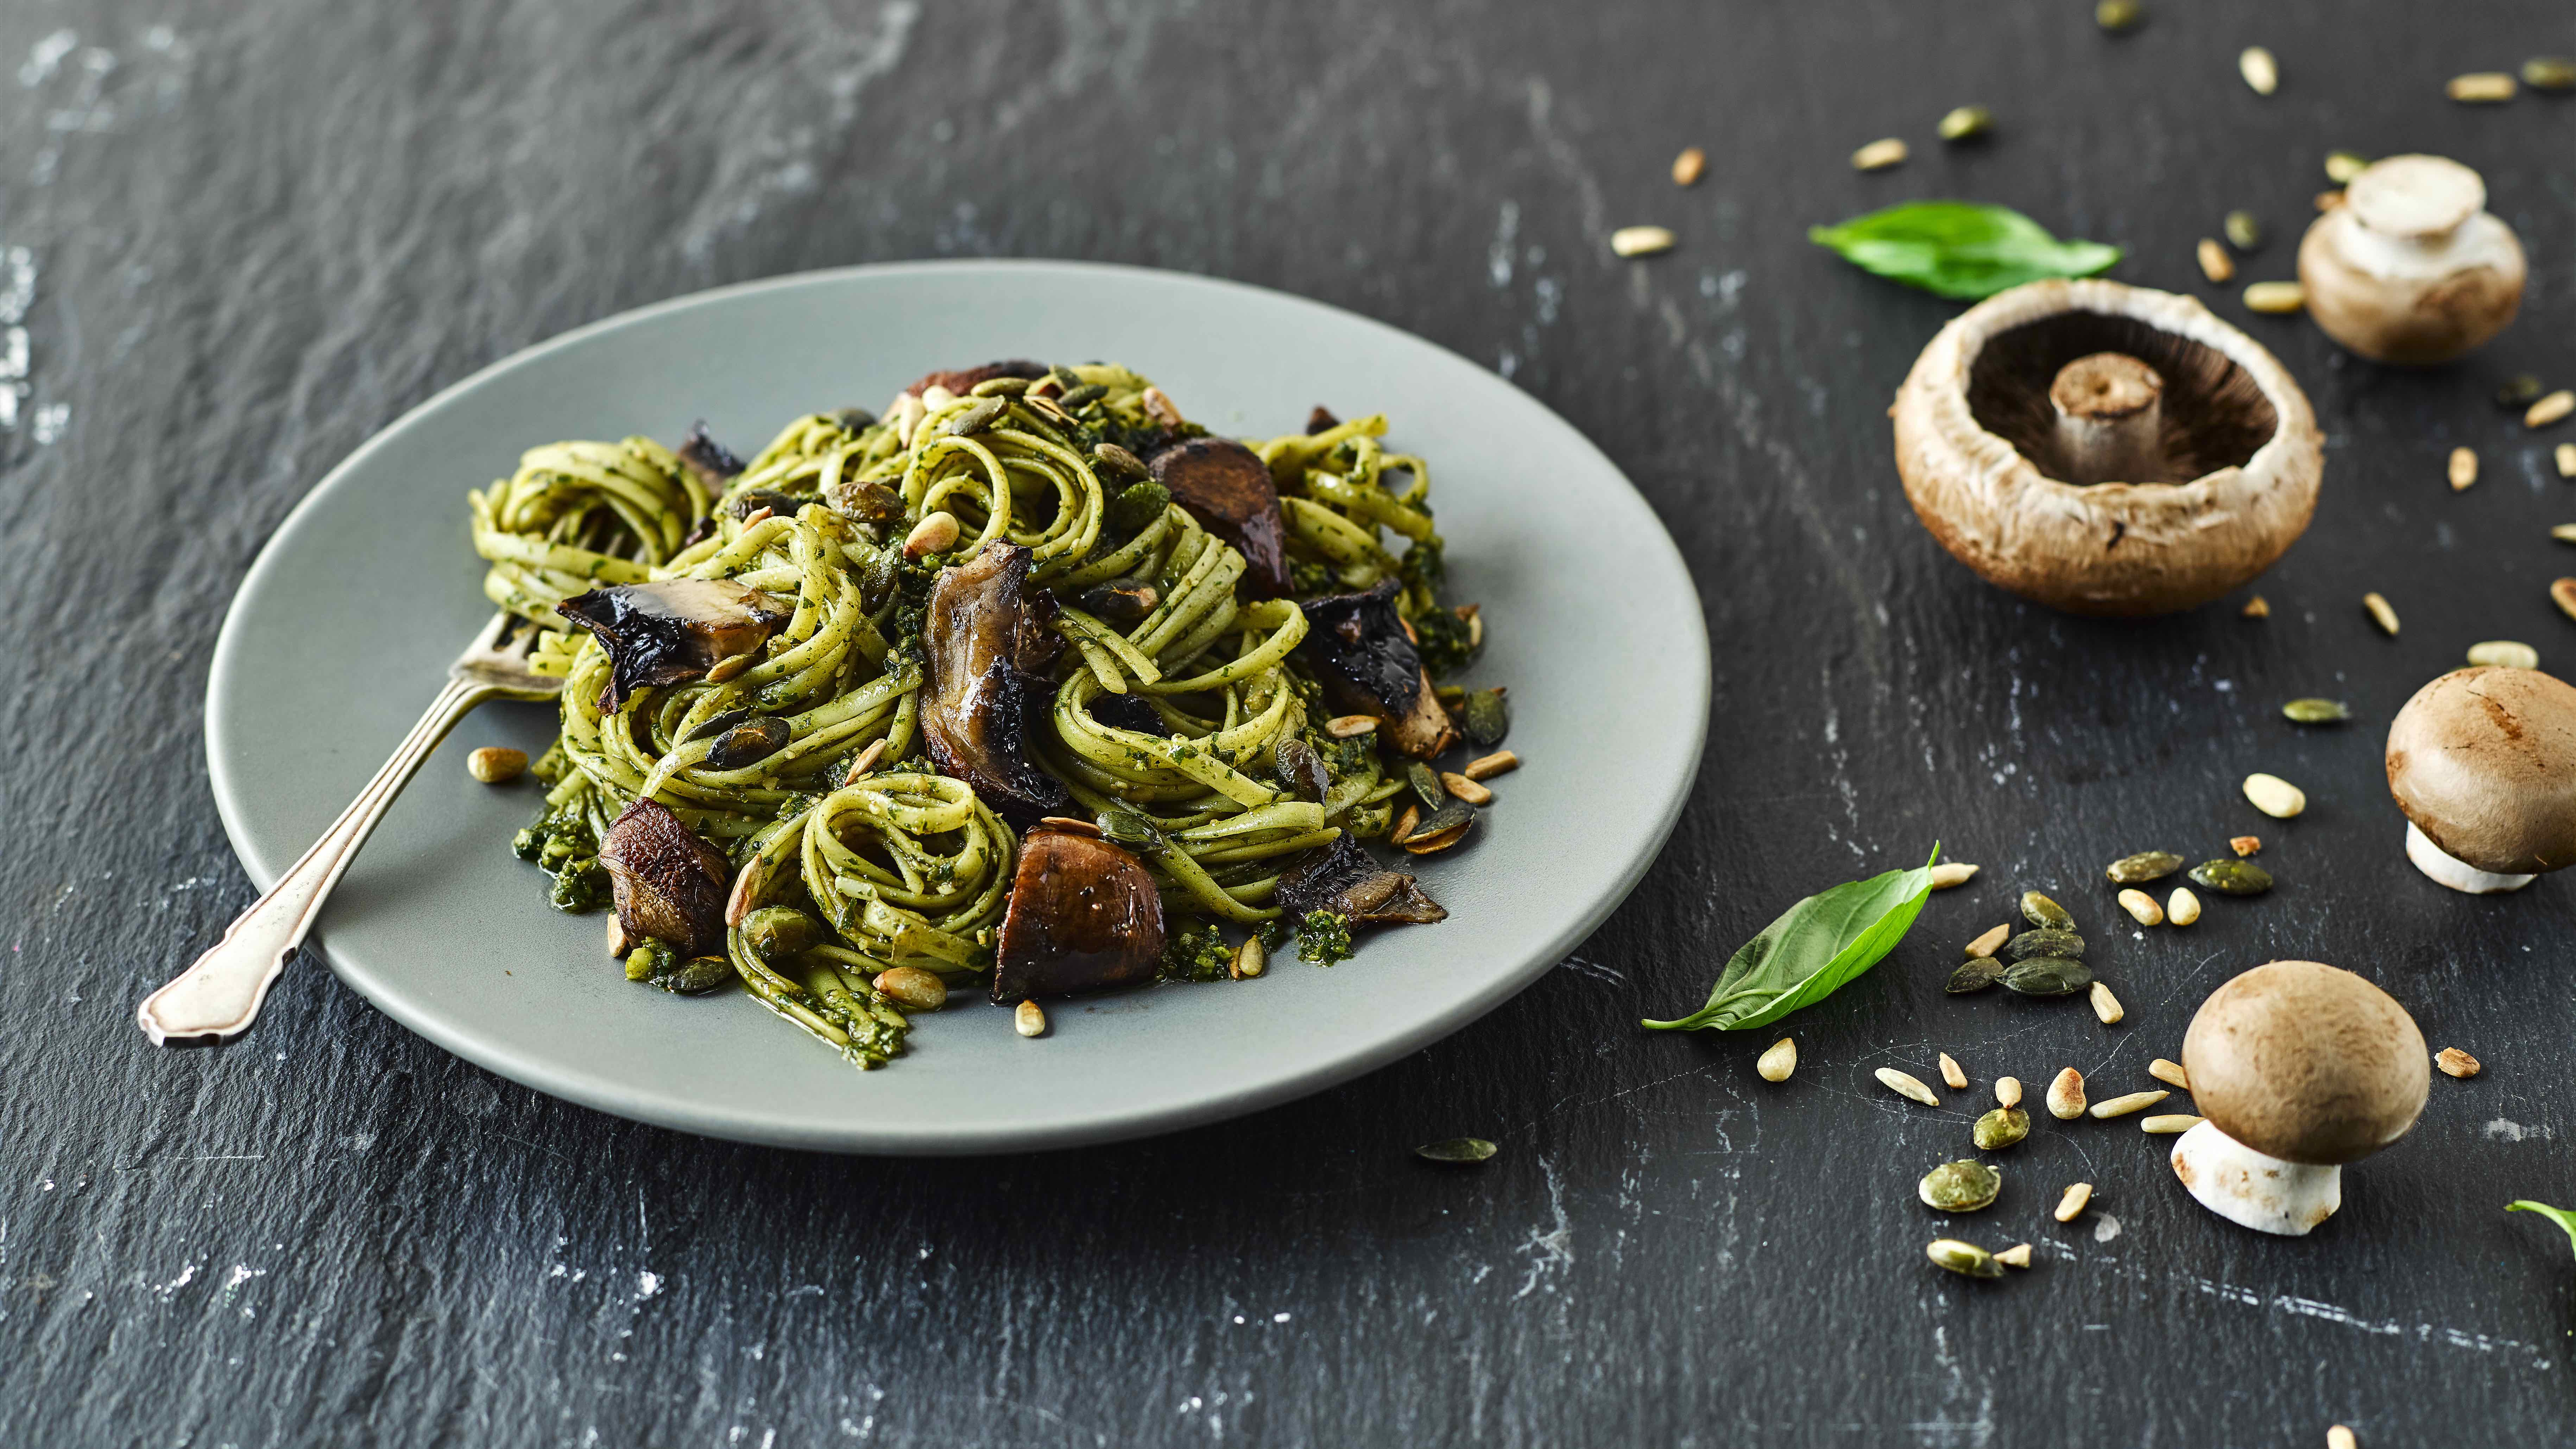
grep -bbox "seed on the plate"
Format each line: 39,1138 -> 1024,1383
2189,859 -> 2273,895
2243,281 -> 2305,314
2089,1089 -> 2169,1119
1757,1037 -> 1798,1083
969,375 -> 1031,398
1672,146 -> 1707,186
2468,641 -> 2539,670
1092,441 -> 1151,479
2448,447 -> 2480,492
1462,749 -> 1520,781
1416,1137 -> 1499,1164
2555,578 -> 2576,624
2239,46 -> 2279,96
2106,850 -> 2183,885
1141,386 -> 1185,429
2362,590 -> 2400,635
1232,935 -> 1267,980
2527,390 -> 2576,429
2002,957 -> 2092,997
2094,0 -> 2142,33
1611,225 -> 1677,258
2436,1046 -> 2481,1078
1996,1076 -> 2022,1108
1946,958 -> 2004,994
2046,1069 -> 2086,1121
904,511 -> 961,558
2560,443 -> 2576,478
2282,697 -> 2351,724
2527,57 -> 2576,90
2323,150 -> 2369,183
2090,981 -> 2125,1026
1877,1068 -> 1941,1106
2004,928 -> 2084,962
1459,688 -> 1510,746
1054,382 -> 1109,412
2328,1425 -> 2358,1449
2053,1182 -> 2094,1222
2499,374 -> 2546,411
1927,1238 -> 2004,1279
1406,761 -> 1446,809
1939,1052 -> 1969,1090
1852,137 -> 1908,171
2149,1057 -> 2191,1091
1964,923 -> 2011,959
1973,1107 -> 2031,1151
605,913 -> 632,958
1995,1242 -> 2034,1269
2196,238 -> 2235,284
467,746 -> 527,784
1324,714 -> 1378,738
2166,886 -> 2201,925
2241,594 -> 2271,619
2230,836 -> 2261,857
1014,1000 -> 1047,1037
2448,71 -> 2518,103
944,396 -> 1007,436
873,967 -> 948,1011
1920,1160 -> 2003,1212
2556,526 -> 2576,544
2117,889 -> 2163,926
1398,804 -> 1475,856
2020,891 -> 2074,930
2141,1114 -> 2202,1134
1441,772 -> 1493,806
2224,210 -> 2262,249
1390,804 -> 1420,843
2243,772 -> 2307,819
1929,862 -> 1980,890
1937,105 -> 1992,142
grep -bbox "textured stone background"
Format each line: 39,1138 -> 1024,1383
4,1 -> 2574,1444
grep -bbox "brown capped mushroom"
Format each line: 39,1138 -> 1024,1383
990,826 -> 1166,1003
2384,666 -> 2576,893
1149,437 -> 1294,598
674,422 -> 746,487
2297,155 -> 2525,363
1274,831 -> 1447,928
921,542 -> 1071,823
2172,961 -> 2427,1235
558,580 -> 791,708
900,359 -> 1050,400
1293,580 -> 1457,756
597,798 -> 734,958
1892,278 -> 2323,616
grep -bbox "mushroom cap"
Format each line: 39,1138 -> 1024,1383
2298,154 -> 2524,365
2385,666 -> 2576,875
1893,279 -> 2323,616
2181,961 -> 2429,1166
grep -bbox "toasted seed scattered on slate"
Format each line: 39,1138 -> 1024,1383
2106,851 -> 2183,884
1878,1068 -> 1941,1106
2054,1182 -> 2094,1222
2020,891 -> 2075,930
2149,1058 -> 2192,1091
2189,859 -> 2273,895
2167,886 -> 2202,925
2436,1047 -> 2482,1079
2089,1089 -> 2169,1119
1939,1052 -> 1969,1091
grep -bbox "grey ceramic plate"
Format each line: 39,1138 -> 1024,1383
205,260 -> 1708,1154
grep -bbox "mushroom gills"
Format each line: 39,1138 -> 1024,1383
1149,437 -> 1295,599
1274,831 -> 1447,928
596,798 -> 734,959
991,828 -> 1166,1003
2404,821 -> 2535,893
921,542 -> 1072,822
1292,580 -> 1457,758
1967,311 -> 2280,485
558,579 -> 792,708
2168,1119 -> 2343,1236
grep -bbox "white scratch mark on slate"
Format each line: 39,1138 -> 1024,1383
1512,1154 -> 1573,1300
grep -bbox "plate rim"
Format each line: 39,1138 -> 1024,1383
203,258 -> 1710,1154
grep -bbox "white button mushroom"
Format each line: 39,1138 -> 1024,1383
2172,961 -> 2429,1236
2384,666 -> 2576,893
2297,155 -> 2525,363
1892,279 -> 2323,616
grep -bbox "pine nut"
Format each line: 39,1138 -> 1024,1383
903,511 -> 960,558
1995,1242 -> 2033,1269
1995,1076 -> 2022,1108
2166,887 -> 2201,925
2053,1182 -> 2093,1222
1757,1037 -> 1797,1083
1014,1000 -> 1047,1037
1938,1052 -> 1969,1091
2528,390 -> 2576,429
2449,447 -> 2479,491
1232,936 -> 1267,980
2140,1114 -> 2202,1134
2116,889 -> 2163,926
1441,772 -> 1493,805
873,967 -> 948,1011
1672,147 -> 1706,186
2089,1089 -> 2169,1119
2243,281 -> 2305,314
2362,591 -> 2400,635
1324,714 -> 1378,738
2196,238 -> 2234,283
2448,71 -> 2518,103
1463,750 -> 1519,780
2244,772 -> 2307,818
2090,981 -> 2125,1026
1876,1068 -> 1940,1106
2046,1068 -> 2086,1120
2239,45 -> 2278,95
1611,226 -> 1676,258
467,746 -> 528,784
1963,923 -> 2010,959
1851,138 -> 1908,171
1928,862 -> 1979,890
2148,1058 -> 2191,1091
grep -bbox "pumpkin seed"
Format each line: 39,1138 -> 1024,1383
1459,688 -> 1510,746
2089,981 -> 2124,1026
1973,1108 -> 2031,1151
2322,150 -> 2369,183
741,906 -> 822,962
1994,1242 -> 2034,1269
2435,1046 -> 2480,1079
1096,807 -> 1156,848
2141,1114 -> 2202,1134
2105,850 -> 2183,885
1092,442 -> 1151,479
1015,1000 -> 1048,1037
2242,772 -> 2306,818
2468,641 -> 2539,670
1963,923 -> 2010,958
2004,928 -> 2084,962
1671,146 -> 1707,186
1937,105 -> 1992,142
1398,801 -> 1476,855
1927,1239 -> 2004,1279
2046,1069 -> 2086,1120
2020,891 -> 2074,930
1939,1052 -> 1969,1091
2188,859 -> 2272,895
1056,382 -> 1108,410
2555,578 -> 2576,624
2527,57 -> 2576,90
2149,1058 -> 2191,1090
2195,238 -> 2234,284
2116,889 -> 2163,927
703,651 -> 755,684
2239,46 -> 2278,96
2223,209 -> 2262,249
2241,594 -> 2271,619
1415,1137 -> 1498,1164
1945,958 -> 2003,994
2498,374 -> 2546,411
1756,1036 -> 1798,1083
2094,0 -> 2142,33
1406,761 -> 1446,810
2447,71 -> 2518,103
706,715 -> 793,770
2166,886 -> 2202,925
1995,1076 -> 2023,1108
945,397 -> 1008,436
1851,137 -> 1908,171
1920,1160 -> 2002,1212
2282,697 -> 2350,724
1876,1068 -> 1941,1106
1929,861 -> 1979,890
2002,957 -> 2092,997
2053,1182 -> 2093,1222
467,746 -> 528,784
1462,749 -> 1519,781
2243,280 -> 2305,313
970,375 -> 1031,397
2088,1089 -> 2168,1119
1610,226 -> 1677,258
1441,772 -> 1493,806
2530,391 -> 2576,429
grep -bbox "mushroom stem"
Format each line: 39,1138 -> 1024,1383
2048,352 -> 2168,485
2169,1119 -> 2343,1235
2404,821 -> 2537,894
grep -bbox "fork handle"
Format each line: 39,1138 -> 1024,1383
138,677 -> 498,1045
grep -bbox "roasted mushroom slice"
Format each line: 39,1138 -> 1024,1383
1294,580 -> 1457,757
991,827 -> 1167,1003
902,359 -> 1050,399
1084,691 -> 1165,737
597,798 -> 734,958
1275,832 -> 1447,927
559,579 -> 791,708
676,422 -> 747,487
1150,437 -> 1294,598
922,543 -> 1071,821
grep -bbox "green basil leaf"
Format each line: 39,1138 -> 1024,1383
2508,1200 -> 2576,1261
1643,845 -> 1941,1032
1808,202 -> 2123,300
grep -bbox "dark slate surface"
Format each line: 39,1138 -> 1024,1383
4,1 -> 2572,1444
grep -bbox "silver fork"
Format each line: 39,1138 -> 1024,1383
137,611 -> 564,1045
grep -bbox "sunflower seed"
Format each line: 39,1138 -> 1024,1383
1928,861 -> 1980,890
2223,210 -> 2262,249
1973,1107 -> 2031,1151
2090,981 -> 2125,1026
1757,1037 -> 1798,1083
1963,923 -> 2010,959
2239,46 -> 2278,96
2555,578 -> 2576,624
2053,1182 -> 2094,1222
2450,447 -> 2479,491
1851,138 -> 1908,171
1415,1137 -> 1498,1164
1611,225 -> 1677,258
2105,850 -> 2183,885
2530,391 -> 2576,429
2324,150 -> 2369,183
2362,590 -> 2400,635
2189,859 -> 2272,895
2088,1089 -> 2169,1119
1937,105 -> 1992,142
1877,1068 -> 1941,1106
2149,1058 -> 2191,1090
1672,146 -> 1706,186
1919,1160 -> 2003,1212
2020,891 -> 2074,930
2196,238 -> 2235,284
945,397 -> 1008,436
2243,772 -> 2307,818
1015,1000 -> 1047,1037
1927,1239 -> 2004,1279
2001,957 -> 2091,996
1946,958 -> 2004,994
2498,374 -> 2546,410
2140,1114 -> 2202,1134
2243,281 -> 2305,314
1939,1052 -> 1969,1091
2241,594 -> 2271,619
2166,885 -> 2201,925
2282,698 -> 2350,724
2005,929 -> 2084,963
1995,1242 -> 2034,1269
1462,749 -> 1519,781
2046,1069 -> 2087,1121
1441,772 -> 1493,806
1324,714 -> 1378,738
2527,57 -> 2576,90
2117,889 -> 2163,926
2468,641 -> 2539,670
2447,71 -> 2518,103
2436,1046 -> 2481,1078
2094,0 -> 2142,33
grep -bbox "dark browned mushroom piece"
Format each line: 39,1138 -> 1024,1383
1275,831 -> 1446,927
676,422 -> 746,487
903,359 -> 1050,398
1150,437 -> 1294,598
1293,580 -> 1456,757
559,579 -> 792,708
991,827 -> 1167,1003
921,543 -> 1071,822
597,798 -> 734,958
